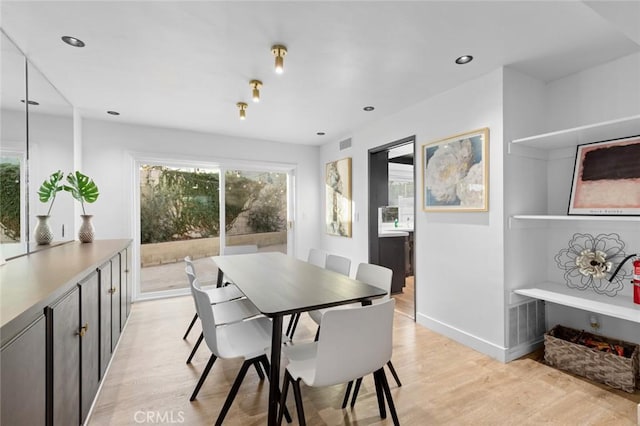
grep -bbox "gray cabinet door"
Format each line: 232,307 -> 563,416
48,287 -> 81,426
99,261 -> 112,379
1,316 -> 47,426
79,272 -> 100,423
110,254 -> 121,350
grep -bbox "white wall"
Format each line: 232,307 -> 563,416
317,52 -> 640,362
546,52 -> 640,131
320,69 -> 507,359
80,117 -> 321,267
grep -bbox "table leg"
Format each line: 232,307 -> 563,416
268,315 -> 283,426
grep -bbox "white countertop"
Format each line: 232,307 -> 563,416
378,230 -> 409,237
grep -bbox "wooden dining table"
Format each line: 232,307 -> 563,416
212,252 -> 387,425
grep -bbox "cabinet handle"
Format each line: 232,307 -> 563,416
76,323 -> 89,337
109,287 -> 117,294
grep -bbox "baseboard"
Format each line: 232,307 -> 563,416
416,312 -> 508,362
506,339 -> 544,362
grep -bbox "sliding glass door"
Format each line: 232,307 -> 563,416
136,160 -> 292,299
138,164 -> 220,295
224,169 -> 288,254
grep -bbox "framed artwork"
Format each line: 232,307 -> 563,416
568,135 -> 640,215
325,157 -> 352,237
421,127 -> 489,212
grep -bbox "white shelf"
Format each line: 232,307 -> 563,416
512,215 -> 640,222
511,114 -> 640,150
514,282 -> 640,324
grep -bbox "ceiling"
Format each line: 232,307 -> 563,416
1,1 -> 639,146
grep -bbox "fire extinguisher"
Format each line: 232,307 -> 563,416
609,253 -> 639,305
633,257 -> 640,305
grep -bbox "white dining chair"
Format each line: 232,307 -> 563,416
184,265 -> 262,364
325,253 -> 351,276
307,248 -> 327,268
339,263 -> 402,407
307,257 -> 362,329
288,253 -> 351,340
277,299 -> 399,425
188,278 -> 291,424
218,244 -> 259,287
182,256 -> 245,340
285,248 -> 329,338
307,262 -> 402,401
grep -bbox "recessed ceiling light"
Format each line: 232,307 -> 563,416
455,55 -> 473,65
20,99 -> 39,106
61,36 -> 85,48
107,110 -> 120,116
363,106 -> 375,111
317,132 -> 326,136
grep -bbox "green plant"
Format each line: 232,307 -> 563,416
0,162 -> 21,241
37,170 -> 65,216
64,171 -> 100,215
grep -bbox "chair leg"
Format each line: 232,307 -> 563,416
341,381 -> 353,409
259,356 -> 292,424
183,313 -> 198,339
285,313 -> 296,337
189,354 -> 217,401
379,367 -> 400,426
186,332 -> 204,364
215,359 -> 253,426
350,377 -> 363,408
291,376 -> 306,426
277,370 -> 291,425
387,360 -> 402,387
287,312 -> 300,340
373,370 -> 386,419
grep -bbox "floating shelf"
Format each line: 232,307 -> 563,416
511,114 -> 640,150
511,215 -> 640,222
514,282 -> 640,324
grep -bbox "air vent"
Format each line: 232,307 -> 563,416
339,138 -> 352,150
508,300 -> 546,348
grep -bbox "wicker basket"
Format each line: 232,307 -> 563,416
544,325 -> 639,393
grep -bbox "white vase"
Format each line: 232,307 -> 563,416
34,215 -> 54,245
78,214 -> 95,243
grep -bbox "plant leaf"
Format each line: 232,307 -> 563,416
37,170 -> 64,202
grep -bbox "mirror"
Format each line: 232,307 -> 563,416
1,31 -> 27,258
0,30 -> 74,260
27,50 -> 75,248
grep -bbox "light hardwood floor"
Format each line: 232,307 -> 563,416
89,296 -> 639,425
393,276 -> 414,319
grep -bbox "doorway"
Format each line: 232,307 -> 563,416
368,136 -> 416,319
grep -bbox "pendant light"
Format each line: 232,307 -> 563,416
236,102 -> 247,120
271,44 -> 287,74
250,80 -> 262,102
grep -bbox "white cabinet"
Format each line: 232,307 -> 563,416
507,115 -> 640,329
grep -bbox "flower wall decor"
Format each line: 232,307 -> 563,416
421,128 -> 489,212
554,233 -> 630,297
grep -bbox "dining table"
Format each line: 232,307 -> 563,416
212,251 -> 387,426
